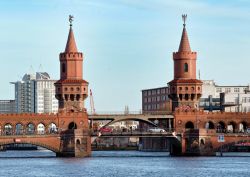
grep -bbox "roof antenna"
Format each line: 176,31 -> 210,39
38,64 -> 43,72
29,65 -> 35,75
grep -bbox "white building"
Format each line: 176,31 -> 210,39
201,80 -> 250,112
11,72 -> 58,113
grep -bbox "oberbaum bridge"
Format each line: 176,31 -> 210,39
0,15 -> 249,157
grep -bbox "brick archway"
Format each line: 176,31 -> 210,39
0,136 -> 61,153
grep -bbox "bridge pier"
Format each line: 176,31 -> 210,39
170,130 -> 216,156
57,129 -> 91,157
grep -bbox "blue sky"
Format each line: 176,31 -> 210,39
0,0 -> 250,112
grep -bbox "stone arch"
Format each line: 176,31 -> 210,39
68,122 -> 77,130
217,121 -> 226,133
37,123 -> 46,134
26,122 -> 35,135
227,121 -> 237,133
0,141 -> 59,154
4,123 -> 13,135
239,121 -> 248,133
15,123 -> 24,135
205,121 -> 215,129
48,122 -> 58,133
185,121 -> 194,129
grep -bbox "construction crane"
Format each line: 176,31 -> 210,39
89,89 -> 96,115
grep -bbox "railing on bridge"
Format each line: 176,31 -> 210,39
0,129 -> 59,136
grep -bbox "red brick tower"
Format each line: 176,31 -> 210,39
55,16 -> 88,112
168,15 -> 202,111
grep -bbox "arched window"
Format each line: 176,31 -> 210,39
62,63 -> 66,73
68,122 -> 77,130
184,63 -> 188,72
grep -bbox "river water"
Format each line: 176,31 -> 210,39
0,150 -> 249,177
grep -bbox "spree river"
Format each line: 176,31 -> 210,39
0,150 -> 249,177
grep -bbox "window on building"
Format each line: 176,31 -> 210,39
216,88 -> 222,93
184,63 -> 188,72
225,88 -> 231,93
62,63 -> 66,73
234,88 -> 239,93
148,90 -> 151,96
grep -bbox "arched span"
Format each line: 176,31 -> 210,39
0,141 -> 60,153
102,118 -> 157,128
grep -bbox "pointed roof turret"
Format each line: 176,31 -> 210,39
65,15 -> 78,53
178,14 -> 191,52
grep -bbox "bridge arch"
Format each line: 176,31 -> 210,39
4,123 -> 13,135
239,121 -> 248,132
217,121 -> 226,133
15,123 -> 24,135
205,121 -> 215,129
48,122 -> 58,133
26,122 -> 36,135
101,117 -> 157,128
0,141 -> 59,154
37,123 -> 46,134
227,121 -> 237,133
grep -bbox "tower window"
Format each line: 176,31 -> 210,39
62,63 -> 66,73
184,63 -> 188,72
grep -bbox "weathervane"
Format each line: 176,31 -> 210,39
182,14 -> 187,27
69,15 -> 74,26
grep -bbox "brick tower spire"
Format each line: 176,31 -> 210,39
55,15 -> 88,112
168,15 -> 202,111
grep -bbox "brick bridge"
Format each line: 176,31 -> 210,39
0,112 -> 91,157
172,109 -> 250,155
1,16 -> 250,157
